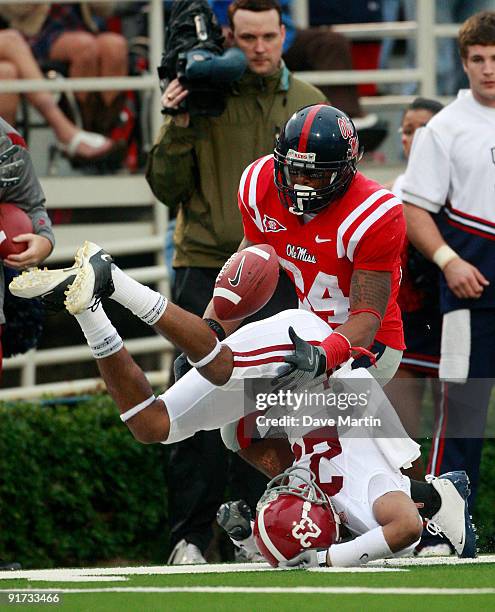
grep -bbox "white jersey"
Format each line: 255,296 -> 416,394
292,437 -> 411,537
402,89 -> 495,223
401,89 -> 495,312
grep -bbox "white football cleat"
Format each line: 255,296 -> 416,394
64,241 -> 115,314
8,241 -> 115,315
167,539 -> 207,565
424,471 -> 477,558
9,265 -> 79,311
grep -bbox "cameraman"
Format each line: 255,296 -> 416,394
146,0 -> 326,565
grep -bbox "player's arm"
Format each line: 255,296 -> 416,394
174,236 -> 258,383
332,269 -> 389,349
404,202 -> 489,299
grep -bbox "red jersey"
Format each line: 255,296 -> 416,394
238,155 -> 405,350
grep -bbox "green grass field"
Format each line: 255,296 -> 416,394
0,557 -> 494,611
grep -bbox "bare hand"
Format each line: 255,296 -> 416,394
161,78 -> 190,128
3,233 -> 53,270
443,257 -> 489,299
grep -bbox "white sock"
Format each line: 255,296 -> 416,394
328,526 -> 392,567
110,265 -> 167,325
75,304 -> 123,359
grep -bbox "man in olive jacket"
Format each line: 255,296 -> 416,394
146,0 -> 325,565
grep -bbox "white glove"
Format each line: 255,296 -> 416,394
279,548 -> 329,569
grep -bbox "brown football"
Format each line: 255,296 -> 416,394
213,244 -> 279,321
0,203 -> 32,259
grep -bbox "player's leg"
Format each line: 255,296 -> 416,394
324,491 -> 422,567
69,301 -> 234,443
10,241 -> 234,386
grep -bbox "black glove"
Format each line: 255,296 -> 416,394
0,135 -> 25,188
272,326 -> 327,392
173,351 -> 191,382
278,548 -> 329,569
173,318 -> 226,382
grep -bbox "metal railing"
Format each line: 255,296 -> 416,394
0,0 -> 461,399
291,0 -> 457,101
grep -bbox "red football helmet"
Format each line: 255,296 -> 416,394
253,466 -> 340,567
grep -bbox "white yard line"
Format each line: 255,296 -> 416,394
0,564 -> 405,582
0,587 -> 494,595
0,555 -> 493,583
371,554 -> 495,567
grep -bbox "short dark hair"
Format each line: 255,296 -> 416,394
458,10 -> 495,59
407,97 -> 444,115
228,0 -> 282,30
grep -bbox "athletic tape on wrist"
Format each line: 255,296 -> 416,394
432,244 -> 459,270
317,549 -> 328,567
120,395 -> 156,423
187,338 -> 222,368
320,332 -> 352,371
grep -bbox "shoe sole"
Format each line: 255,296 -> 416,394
9,267 -> 78,307
9,268 -> 74,294
64,241 -> 97,315
441,471 -> 477,558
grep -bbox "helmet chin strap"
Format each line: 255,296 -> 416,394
289,184 -> 317,215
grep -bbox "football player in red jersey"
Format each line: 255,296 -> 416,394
197,104 -> 406,469
204,103 -> 405,390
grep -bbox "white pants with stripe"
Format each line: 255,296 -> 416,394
160,308 -> 402,447
161,309 -> 330,445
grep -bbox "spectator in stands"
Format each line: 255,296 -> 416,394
384,98 -> 444,486
146,0 -> 325,565
402,11 -> 495,551
0,28 -> 113,163
210,0 -> 386,150
0,116 -> 54,569
0,3 -> 130,165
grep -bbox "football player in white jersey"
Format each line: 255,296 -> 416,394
10,240 -> 477,564
402,11 -> 495,549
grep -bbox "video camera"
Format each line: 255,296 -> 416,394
158,0 -> 247,117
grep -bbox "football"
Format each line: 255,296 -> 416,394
213,244 -> 279,321
0,203 -> 32,259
